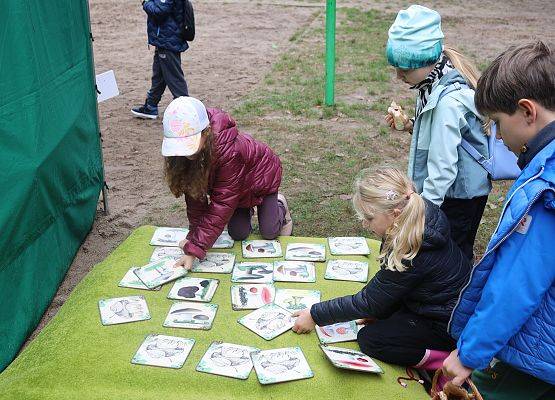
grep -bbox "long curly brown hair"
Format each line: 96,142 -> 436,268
164,128 -> 213,200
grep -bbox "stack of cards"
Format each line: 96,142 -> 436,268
238,303 -> 294,340
251,347 -> 314,384
191,252 -> 235,273
274,288 -> 321,313
231,262 -> 274,283
167,277 -> 219,302
150,246 -> 184,263
316,321 -> 360,344
98,295 -> 151,325
328,237 -> 370,255
163,302 -> 218,330
134,257 -> 187,288
242,240 -> 282,258
118,267 -> 161,290
273,261 -> 316,283
320,345 -> 383,374
325,260 -> 369,283
285,243 -> 326,262
230,284 -> 276,310
150,227 -> 189,247
196,341 -> 258,379
212,231 -> 234,249
131,334 -> 195,369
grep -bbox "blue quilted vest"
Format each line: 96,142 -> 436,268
449,139 -> 555,384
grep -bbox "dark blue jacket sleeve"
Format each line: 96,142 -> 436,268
143,0 -> 175,17
310,265 -> 424,326
457,199 -> 555,370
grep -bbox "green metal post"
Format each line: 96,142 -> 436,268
325,0 -> 336,106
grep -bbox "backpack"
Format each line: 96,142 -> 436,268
182,0 -> 195,41
438,83 -> 521,181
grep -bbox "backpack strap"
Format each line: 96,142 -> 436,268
460,139 -> 488,167
437,82 -> 490,171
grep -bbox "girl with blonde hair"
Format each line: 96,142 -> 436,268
384,5 -> 491,260
292,167 -> 471,381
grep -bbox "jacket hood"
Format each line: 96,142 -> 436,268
207,108 -> 238,144
420,198 -> 450,250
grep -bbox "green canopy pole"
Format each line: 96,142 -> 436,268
325,0 -> 336,106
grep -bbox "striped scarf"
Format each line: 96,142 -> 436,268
412,53 -> 454,117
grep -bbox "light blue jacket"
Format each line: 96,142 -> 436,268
449,139 -> 555,384
408,70 -> 492,205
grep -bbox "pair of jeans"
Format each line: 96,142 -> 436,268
146,48 -> 188,106
227,193 -> 286,240
472,361 -> 555,400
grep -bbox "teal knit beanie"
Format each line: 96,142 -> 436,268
386,5 -> 444,69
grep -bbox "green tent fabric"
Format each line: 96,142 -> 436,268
0,227 -> 428,399
0,0 -> 103,371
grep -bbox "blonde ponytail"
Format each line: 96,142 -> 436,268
352,168 -> 426,272
444,46 -> 480,89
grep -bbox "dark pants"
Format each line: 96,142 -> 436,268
357,309 -> 455,366
472,361 -> 555,400
227,193 -> 286,240
440,195 -> 488,261
146,48 -> 188,106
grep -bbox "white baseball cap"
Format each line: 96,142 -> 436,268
161,96 -> 210,157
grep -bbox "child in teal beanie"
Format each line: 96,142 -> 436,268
385,5 -> 491,262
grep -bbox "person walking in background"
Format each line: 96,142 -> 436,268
131,0 -> 191,120
385,5 -> 491,260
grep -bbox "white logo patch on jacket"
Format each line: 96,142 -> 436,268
516,214 -> 532,234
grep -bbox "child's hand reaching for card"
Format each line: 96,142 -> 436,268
291,309 -> 316,334
174,254 -> 195,270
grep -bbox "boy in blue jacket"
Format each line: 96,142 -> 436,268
444,41 -> 555,399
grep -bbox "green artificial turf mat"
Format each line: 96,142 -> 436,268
0,226 -> 428,400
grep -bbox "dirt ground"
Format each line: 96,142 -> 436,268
28,0 -> 555,344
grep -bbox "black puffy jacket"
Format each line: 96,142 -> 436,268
311,199 -> 472,325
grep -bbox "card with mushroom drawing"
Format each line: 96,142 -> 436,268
196,341 -> 258,379
328,237 -> 370,256
167,277 -> 219,302
149,227 -> 189,247
150,246 -> 184,263
273,288 -> 321,313
242,240 -> 282,258
118,267 -> 161,291
98,295 -> 151,326
212,231 -> 235,249
273,261 -> 316,283
251,347 -> 314,384
238,303 -> 294,340
191,252 -> 236,274
231,262 -> 274,284
285,243 -> 326,262
134,257 -> 187,289
325,260 -> 369,283
163,302 -> 218,330
131,334 -> 195,369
